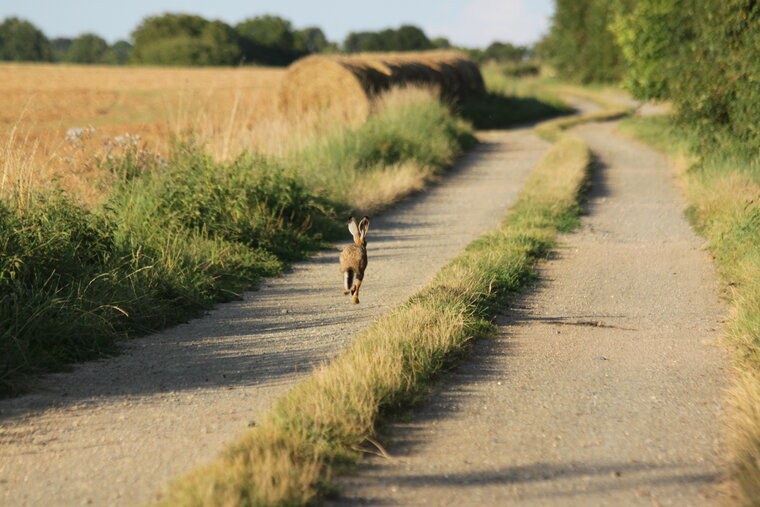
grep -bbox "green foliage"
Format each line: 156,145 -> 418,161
51,37 -> 72,62
614,0 -> 759,153
64,33 -> 111,64
291,90 -> 475,204
110,40 -> 133,64
294,27 -> 331,53
344,25 -> 433,53
470,41 -> 530,64
235,15 -> 306,65
431,37 -> 452,49
540,0 -> 633,83
131,14 -> 241,66
610,0 -> 693,100
0,17 -> 53,61
458,65 -> 570,129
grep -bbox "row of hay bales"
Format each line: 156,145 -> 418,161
278,50 -> 485,124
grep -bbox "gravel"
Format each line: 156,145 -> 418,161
332,120 -> 731,506
0,126 -> 551,506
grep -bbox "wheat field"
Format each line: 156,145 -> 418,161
1,63 -> 291,204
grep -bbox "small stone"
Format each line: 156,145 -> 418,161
594,356 -> 608,361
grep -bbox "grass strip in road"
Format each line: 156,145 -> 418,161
534,84 -> 633,141
618,116 -> 760,505
158,117 -> 597,505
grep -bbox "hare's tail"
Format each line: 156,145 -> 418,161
343,270 -> 354,294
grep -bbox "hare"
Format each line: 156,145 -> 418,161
339,216 -> 370,304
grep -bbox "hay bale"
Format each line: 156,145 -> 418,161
278,51 -> 484,124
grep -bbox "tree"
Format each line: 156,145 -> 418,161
294,27 -> 329,53
393,25 -> 433,51
540,0 -> 634,83
51,37 -> 72,62
0,17 -> 52,61
235,15 -> 305,65
344,31 -> 382,53
236,15 -> 294,49
343,25 -> 433,53
431,37 -> 452,49
484,42 -> 529,62
65,33 -> 110,64
131,14 -> 241,66
613,0 -> 758,150
110,40 -> 132,64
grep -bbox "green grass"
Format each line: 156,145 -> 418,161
619,115 -> 760,505
0,88 -> 472,396
458,64 -> 572,129
157,105 -> 595,505
1,74 -> 574,395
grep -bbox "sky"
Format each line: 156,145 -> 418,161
0,0 -> 555,48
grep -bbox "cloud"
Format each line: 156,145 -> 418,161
424,0 -> 550,47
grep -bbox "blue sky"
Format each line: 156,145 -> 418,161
1,0 -> 554,48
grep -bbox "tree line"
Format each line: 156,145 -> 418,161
0,13 -> 530,66
540,0 -> 758,152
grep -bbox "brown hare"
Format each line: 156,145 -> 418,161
339,216 -> 370,304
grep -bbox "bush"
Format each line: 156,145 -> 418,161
613,0 -> 759,153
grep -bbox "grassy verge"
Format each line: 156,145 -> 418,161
158,106 -> 597,505
0,75 -> 572,396
533,83 -> 633,141
618,116 -> 760,504
459,64 -> 572,129
0,87 -> 473,396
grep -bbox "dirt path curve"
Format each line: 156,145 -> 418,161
333,120 -> 731,505
0,126 -> 552,506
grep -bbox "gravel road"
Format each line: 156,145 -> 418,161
0,126 -> 551,506
333,120 -> 731,505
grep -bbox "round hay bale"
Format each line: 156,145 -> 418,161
278,51 -> 484,124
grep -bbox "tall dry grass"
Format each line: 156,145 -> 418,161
0,63 -> 288,204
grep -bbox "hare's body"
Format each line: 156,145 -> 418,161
339,216 -> 370,304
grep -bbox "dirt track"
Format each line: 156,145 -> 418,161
333,120 -> 730,505
0,125 -> 552,505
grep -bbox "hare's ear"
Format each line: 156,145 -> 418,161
347,216 -> 360,240
358,216 -> 370,239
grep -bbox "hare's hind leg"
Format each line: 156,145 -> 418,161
351,278 -> 363,304
343,270 -> 353,295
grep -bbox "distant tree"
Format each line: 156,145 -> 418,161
131,14 -> 241,66
65,33 -> 110,63
294,26 -> 329,53
51,37 -> 73,62
110,40 -> 133,64
484,42 -> 529,62
0,17 -> 53,61
344,31 -> 382,52
431,37 -> 452,49
393,25 -> 433,51
235,15 -> 305,65
344,25 -> 433,53
540,0 -> 634,83
236,15 -> 294,48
